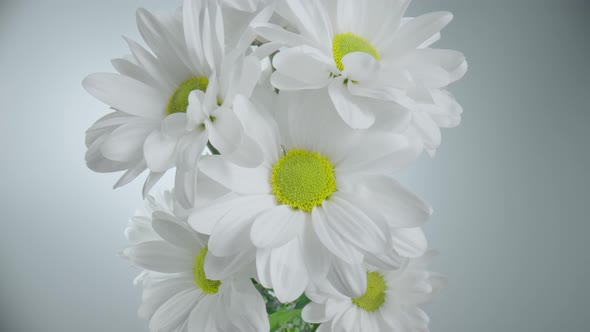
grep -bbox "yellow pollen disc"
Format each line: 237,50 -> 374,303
271,148 -> 337,213
166,76 -> 209,115
352,272 -> 387,312
193,246 -> 221,294
332,32 -> 380,71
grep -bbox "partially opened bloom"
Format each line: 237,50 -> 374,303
83,0 -> 270,199
255,0 -> 466,129
122,190 -> 268,332
302,252 -> 446,332
189,90 -> 432,302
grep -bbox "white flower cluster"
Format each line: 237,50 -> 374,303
83,0 -> 466,331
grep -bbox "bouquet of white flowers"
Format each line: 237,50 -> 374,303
83,0 -> 466,331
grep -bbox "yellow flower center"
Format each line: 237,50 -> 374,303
166,76 -> 209,115
352,272 -> 387,312
193,246 -> 221,294
271,148 -> 337,212
332,33 -> 380,71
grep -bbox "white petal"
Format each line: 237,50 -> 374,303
270,72 -> 318,90
187,295 -> 216,331
255,248 -> 273,287
198,156 -> 271,194
123,241 -> 193,273
386,12 -> 453,55
114,160 -> 147,189
208,195 -> 276,256
270,239 -> 309,302
300,219 -> 331,281
400,48 -> 467,84
311,208 -> 364,265
111,57 -> 154,87
341,52 -> 381,83
189,194 -> 242,234
139,275 -> 195,320
392,228 -> 428,258
207,108 -> 243,155
149,288 -> 201,332
251,205 -> 305,249
83,73 -> 167,118
302,302 -> 329,324
322,196 -> 389,254
328,77 -> 375,129
143,130 -> 177,172
327,259 -> 367,298
161,112 -> 188,139
143,171 -> 165,198
123,36 -> 176,92
136,8 -> 191,83
204,248 -> 255,280
272,46 -> 333,89
232,95 -> 280,163
336,132 -> 409,174
364,249 -> 407,271
357,175 -> 432,228
152,211 -> 202,251
331,305 -> 359,332
253,22 -> 311,47
236,55 -> 262,98
183,0 -> 206,73
413,110 -> 442,151
101,123 -> 155,162
225,279 -> 270,332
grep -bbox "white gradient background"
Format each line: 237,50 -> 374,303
1,0 -> 588,331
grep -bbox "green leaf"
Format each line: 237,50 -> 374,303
269,309 -> 302,331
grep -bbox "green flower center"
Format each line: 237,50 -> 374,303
332,32 -> 380,71
271,148 -> 337,212
193,246 -> 221,294
352,272 -> 387,312
166,76 -> 209,115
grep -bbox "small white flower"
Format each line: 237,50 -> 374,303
122,190 -> 269,332
254,0 -> 466,129
188,90 -> 431,302
83,0 -> 272,200
302,252 -> 446,332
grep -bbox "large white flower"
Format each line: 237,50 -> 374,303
188,90 -> 432,302
83,0 -> 271,200
254,0 -> 466,129
302,252 -> 446,332
122,189 -> 268,332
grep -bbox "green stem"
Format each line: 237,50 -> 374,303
207,141 -> 220,155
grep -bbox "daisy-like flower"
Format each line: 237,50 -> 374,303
302,252 -> 446,332
254,0 -> 466,129
188,90 -> 432,302
122,189 -> 269,332
83,0 -> 272,200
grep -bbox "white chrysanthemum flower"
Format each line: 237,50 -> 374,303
302,252 -> 446,332
254,0 -> 466,129
188,90 -> 432,302
83,0 -> 271,199
122,190 -> 269,332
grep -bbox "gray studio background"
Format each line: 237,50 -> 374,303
1,0 -> 588,331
